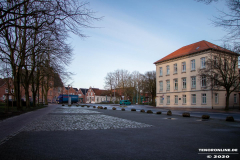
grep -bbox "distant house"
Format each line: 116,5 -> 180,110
154,40 -> 239,109
0,78 -> 15,102
86,87 -> 111,103
78,88 -> 88,103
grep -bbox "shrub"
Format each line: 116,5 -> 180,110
156,111 -> 161,114
140,109 -> 145,113
131,108 -> 136,111
182,112 -> 190,117
167,110 -> 172,116
147,110 -> 153,113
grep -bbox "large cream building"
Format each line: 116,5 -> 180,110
154,40 -> 239,109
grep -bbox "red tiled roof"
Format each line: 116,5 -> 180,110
154,40 -> 234,64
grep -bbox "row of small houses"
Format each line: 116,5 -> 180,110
0,78 -> 151,104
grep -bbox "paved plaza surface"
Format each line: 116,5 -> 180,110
0,104 -> 240,160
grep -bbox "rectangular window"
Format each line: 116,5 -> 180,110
11,89 -> 14,93
159,67 -> 162,76
166,66 -> 170,75
174,95 -> 178,104
202,94 -> 206,104
174,63 -> 177,74
234,94 -> 237,103
167,96 -> 170,104
215,93 -> 218,104
78,94 -> 82,97
182,62 -> 186,72
182,78 -> 186,89
5,89 -> 8,93
214,56 -> 217,68
174,79 -> 178,90
201,57 -> 206,68
160,96 -> 163,104
201,76 -> 206,87
214,74 -> 218,86
183,95 -> 186,104
159,81 -> 163,91
191,59 -> 195,70
166,80 -> 170,91
191,94 -> 196,104
191,77 -> 196,88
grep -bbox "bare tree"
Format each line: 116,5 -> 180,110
198,51 -> 239,110
143,71 -> 156,105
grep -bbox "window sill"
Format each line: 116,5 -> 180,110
182,103 -> 186,105
190,70 -> 196,72
159,76 -> 163,77
191,103 -> 196,105
181,71 -> 186,73
166,74 -> 170,76
182,88 -> 186,90
166,103 -> 170,105
173,73 -> 178,75
174,89 -> 178,91
201,103 -> 207,105
174,103 -> 178,105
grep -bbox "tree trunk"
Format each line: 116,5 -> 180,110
225,91 -> 230,110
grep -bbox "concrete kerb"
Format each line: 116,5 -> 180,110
84,105 -> 240,122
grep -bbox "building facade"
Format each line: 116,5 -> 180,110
154,40 -> 239,109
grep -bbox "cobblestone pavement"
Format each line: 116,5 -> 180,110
0,104 -> 240,160
23,108 -> 151,131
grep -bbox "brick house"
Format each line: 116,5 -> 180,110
78,88 -> 88,103
86,87 -> 111,103
0,78 -> 15,102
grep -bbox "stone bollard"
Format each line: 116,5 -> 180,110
140,109 -> 145,113
93,106 -> 96,108
112,107 -> 116,110
62,104 -> 65,106
202,115 -> 210,119
167,110 -> 172,116
147,110 -> 153,113
182,112 -> 190,117
156,111 -> 162,114
226,116 -> 234,122
121,108 -> 125,111
131,108 -> 136,111
104,107 -> 107,109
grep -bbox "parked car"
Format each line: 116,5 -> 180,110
120,100 -> 131,105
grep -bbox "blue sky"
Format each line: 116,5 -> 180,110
66,0 -> 227,89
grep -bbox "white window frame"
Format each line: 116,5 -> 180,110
182,62 -> 186,72
182,78 -> 186,89
5,89 -> 8,93
159,67 -> 162,76
174,79 -> 178,90
159,81 -> 163,91
191,76 -> 196,88
191,59 -> 195,71
166,65 -> 170,75
191,94 -> 196,104
201,57 -> 206,69
234,94 -> 237,103
201,76 -> 206,87
174,95 -> 178,104
167,96 -> 170,104
160,96 -> 163,104
215,93 -> 218,104
183,95 -> 186,104
174,63 -> 177,74
202,93 -> 206,104
166,80 -> 170,91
